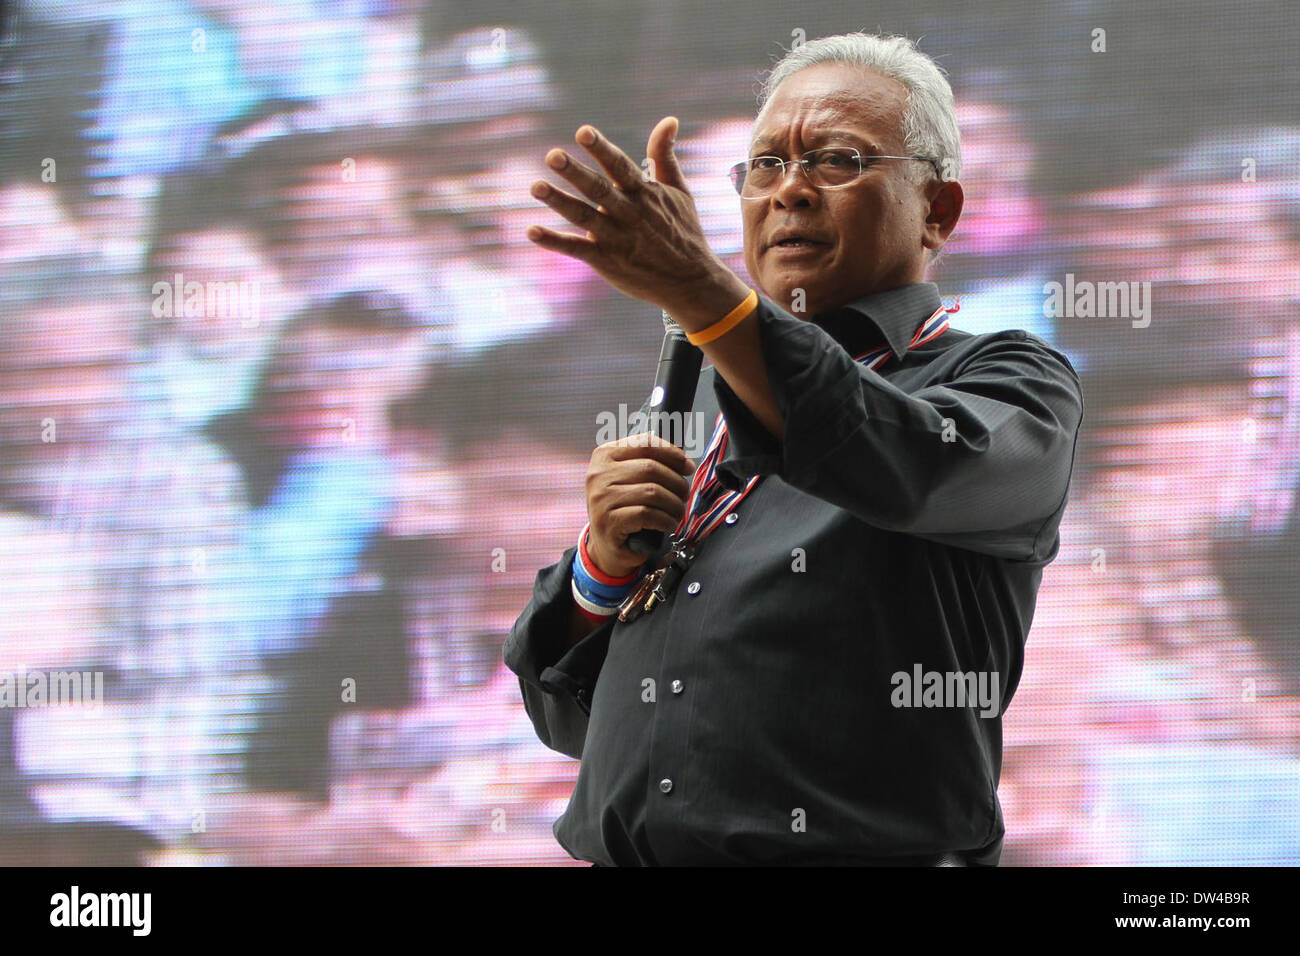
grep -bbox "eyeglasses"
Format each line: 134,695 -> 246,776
728,147 -> 941,199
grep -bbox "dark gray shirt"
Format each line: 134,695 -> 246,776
504,281 -> 1083,866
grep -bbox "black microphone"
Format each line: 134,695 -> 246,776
625,311 -> 703,556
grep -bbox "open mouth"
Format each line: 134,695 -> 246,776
768,233 -> 830,250
768,237 -> 830,255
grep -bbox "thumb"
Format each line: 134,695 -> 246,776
646,115 -> 688,192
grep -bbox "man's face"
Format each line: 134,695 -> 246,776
742,62 -> 955,316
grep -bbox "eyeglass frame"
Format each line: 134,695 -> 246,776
728,147 -> 943,199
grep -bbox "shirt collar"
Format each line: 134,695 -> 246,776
811,281 -> 943,360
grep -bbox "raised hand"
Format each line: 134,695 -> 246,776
526,117 -> 750,322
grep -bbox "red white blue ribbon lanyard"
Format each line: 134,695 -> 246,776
670,303 -> 956,550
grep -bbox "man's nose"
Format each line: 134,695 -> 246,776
770,161 -> 819,206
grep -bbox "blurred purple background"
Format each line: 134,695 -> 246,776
1,0 -> 1298,865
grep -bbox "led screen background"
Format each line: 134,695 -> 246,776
1,0 -> 1298,865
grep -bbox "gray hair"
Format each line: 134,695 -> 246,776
759,33 -> 962,183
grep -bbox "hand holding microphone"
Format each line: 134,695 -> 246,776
583,430 -> 697,580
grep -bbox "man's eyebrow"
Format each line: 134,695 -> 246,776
749,129 -> 884,155
811,129 -> 884,150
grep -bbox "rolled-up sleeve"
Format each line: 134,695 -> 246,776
713,297 -> 1083,562
503,545 -> 618,759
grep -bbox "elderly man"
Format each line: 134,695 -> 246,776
504,33 -> 1082,866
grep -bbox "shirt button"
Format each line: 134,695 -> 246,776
686,581 -> 701,595
671,679 -> 684,694
659,778 -> 673,794
724,512 -> 739,525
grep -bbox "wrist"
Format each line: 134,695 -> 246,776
663,265 -> 754,335
571,523 -> 638,623
582,525 -> 642,580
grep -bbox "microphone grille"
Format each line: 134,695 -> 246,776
661,309 -> 684,335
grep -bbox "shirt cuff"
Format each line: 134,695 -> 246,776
502,544 -> 615,711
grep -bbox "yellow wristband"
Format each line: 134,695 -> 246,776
685,289 -> 758,346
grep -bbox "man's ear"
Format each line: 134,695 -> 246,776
923,178 -> 963,252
